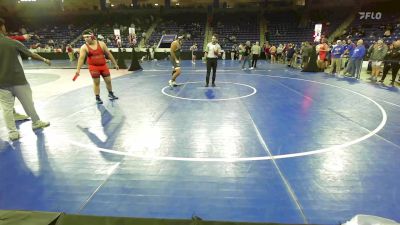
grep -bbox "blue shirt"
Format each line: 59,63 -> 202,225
351,45 -> 366,59
331,45 -> 344,58
345,43 -> 355,56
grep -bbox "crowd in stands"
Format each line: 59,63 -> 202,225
212,13 -> 259,50
7,24 -> 86,54
254,36 -> 399,86
5,9 -> 400,85
147,13 -> 205,51
339,14 -> 400,49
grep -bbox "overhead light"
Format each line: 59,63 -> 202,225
130,3 -> 133,6
176,3 -> 180,5
154,3 -> 158,6
111,4 -> 114,7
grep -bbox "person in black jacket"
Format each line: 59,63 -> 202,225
128,33 -> 142,71
379,40 -> 400,85
286,43 -> 296,67
302,43 -> 319,72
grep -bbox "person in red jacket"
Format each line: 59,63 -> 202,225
9,34 -> 31,42
75,29 -> 119,104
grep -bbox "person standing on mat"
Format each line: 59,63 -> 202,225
204,35 -> 221,87
379,40 -> 400,85
75,29 -> 119,104
8,30 -> 36,121
0,18 -> 51,141
251,41 -> 261,69
242,41 -> 252,70
190,43 -> 198,64
128,32 -> 142,71
169,35 -> 184,87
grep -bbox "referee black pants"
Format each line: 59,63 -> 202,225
251,54 -> 259,68
206,58 -> 218,84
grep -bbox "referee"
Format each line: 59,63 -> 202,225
204,35 -> 221,87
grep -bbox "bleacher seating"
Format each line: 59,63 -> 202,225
24,24 -> 87,50
213,13 -> 259,50
267,12 -> 313,46
147,13 -> 206,51
9,8 -> 398,54
346,13 -> 400,47
74,25 -> 138,49
266,8 -> 351,46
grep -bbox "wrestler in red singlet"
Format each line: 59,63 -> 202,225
86,40 -> 110,78
75,29 -> 119,104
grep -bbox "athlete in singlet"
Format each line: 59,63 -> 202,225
75,29 -> 119,104
317,38 -> 329,71
190,43 -> 198,64
169,35 -> 184,87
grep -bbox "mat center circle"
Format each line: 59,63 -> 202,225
161,81 -> 257,101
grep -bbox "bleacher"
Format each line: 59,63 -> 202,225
212,13 -> 259,50
266,12 -> 313,46
24,24 -> 87,50
266,8 -> 352,46
10,8 -> 399,54
74,25 -> 134,49
147,13 -> 206,51
346,13 -> 400,47
73,14 -> 154,49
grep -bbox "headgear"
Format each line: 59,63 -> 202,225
82,29 -> 95,40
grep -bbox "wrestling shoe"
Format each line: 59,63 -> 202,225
9,131 -> 20,141
96,97 -> 103,104
14,112 -> 29,121
32,120 -> 50,130
108,92 -> 119,100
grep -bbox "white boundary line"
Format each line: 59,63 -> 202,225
65,74 -> 387,162
380,100 -> 400,108
248,114 -> 308,223
161,81 -> 257,101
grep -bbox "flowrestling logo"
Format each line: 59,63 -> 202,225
359,12 -> 382,20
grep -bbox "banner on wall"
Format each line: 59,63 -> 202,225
313,24 -> 322,42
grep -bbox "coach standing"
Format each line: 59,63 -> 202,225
0,18 -> 51,141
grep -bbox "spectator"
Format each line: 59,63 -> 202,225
301,42 -> 312,69
367,39 -> 388,82
241,41 -> 252,70
66,44 -> 74,61
251,41 -> 261,69
379,40 -> 400,85
347,39 -> 366,79
330,40 -> 345,75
